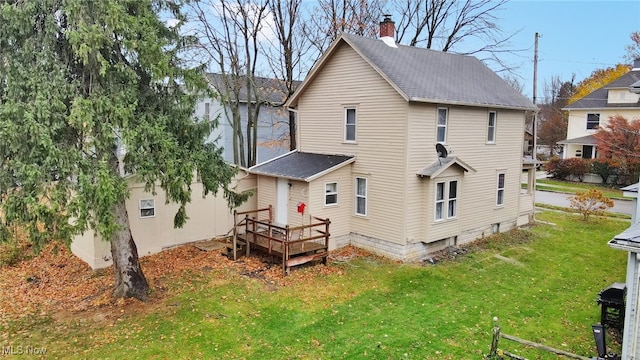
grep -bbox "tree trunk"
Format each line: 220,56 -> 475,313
110,198 -> 149,301
289,110 -> 296,150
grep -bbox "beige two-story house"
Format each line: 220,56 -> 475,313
248,19 -> 536,261
560,61 -> 640,159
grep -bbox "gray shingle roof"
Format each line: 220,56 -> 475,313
249,151 -> 355,181
207,73 -> 301,104
557,135 -> 596,145
338,34 -> 536,110
565,69 -> 640,110
417,156 -> 475,178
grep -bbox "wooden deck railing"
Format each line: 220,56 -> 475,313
232,207 -> 330,275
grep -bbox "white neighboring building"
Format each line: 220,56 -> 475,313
559,60 -> 640,160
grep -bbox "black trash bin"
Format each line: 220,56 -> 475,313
597,282 -> 626,334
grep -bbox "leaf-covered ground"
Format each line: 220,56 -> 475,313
0,240 -> 370,340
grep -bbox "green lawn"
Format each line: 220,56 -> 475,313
4,212 -> 630,359
536,179 -> 630,200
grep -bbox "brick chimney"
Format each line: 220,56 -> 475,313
379,14 -> 394,38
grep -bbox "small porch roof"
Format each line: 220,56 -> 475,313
417,156 -> 475,178
249,151 -> 355,182
609,221 -> 640,252
557,135 -> 597,145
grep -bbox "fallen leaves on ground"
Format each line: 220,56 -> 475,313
0,240 -> 370,335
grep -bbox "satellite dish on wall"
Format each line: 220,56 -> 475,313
435,143 -> 448,158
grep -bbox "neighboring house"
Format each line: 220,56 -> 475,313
206,73 -> 298,165
559,60 -> 640,159
247,17 -> 537,262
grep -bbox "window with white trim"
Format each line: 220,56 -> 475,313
496,173 -> 505,206
325,182 -> 338,206
139,199 -> 155,218
586,113 -> 600,130
487,111 -> 496,143
435,179 -> 457,221
437,108 -> 448,143
345,108 -> 356,142
355,177 -> 367,216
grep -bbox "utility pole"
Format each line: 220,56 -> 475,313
533,32 -> 539,156
532,32 -> 539,222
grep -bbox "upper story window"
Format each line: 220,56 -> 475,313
345,108 -> 356,142
325,182 -> 338,206
437,108 -> 448,143
204,102 -> 210,120
487,111 -> 497,143
496,173 -> 505,206
586,113 -> 600,130
355,177 -> 367,216
435,179 -> 457,221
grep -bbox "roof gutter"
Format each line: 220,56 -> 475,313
408,97 -> 537,112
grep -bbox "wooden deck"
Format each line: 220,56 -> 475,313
231,207 -> 330,275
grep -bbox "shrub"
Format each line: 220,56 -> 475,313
568,189 -> 614,221
545,158 -> 590,181
591,159 -> 619,184
545,157 -> 570,180
564,158 -> 589,182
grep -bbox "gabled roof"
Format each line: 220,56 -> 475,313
207,73 -> 301,105
249,151 -> 355,182
288,33 -> 536,111
557,135 -> 597,145
564,69 -> 640,110
417,156 -> 475,178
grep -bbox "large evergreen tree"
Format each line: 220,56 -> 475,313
0,0 -> 245,300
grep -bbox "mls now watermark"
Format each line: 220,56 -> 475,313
2,345 -> 47,355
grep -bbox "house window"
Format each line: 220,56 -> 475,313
487,111 -> 497,143
496,173 -> 505,206
139,199 -> 155,218
435,179 -> 457,221
437,108 -> 448,143
204,102 -> 210,120
345,108 -> 356,142
355,177 -> 367,216
586,113 -> 600,130
325,182 -> 338,206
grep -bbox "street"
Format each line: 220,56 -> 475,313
535,190 -> 634,216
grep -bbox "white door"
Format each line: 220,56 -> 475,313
276,178 -> 288,225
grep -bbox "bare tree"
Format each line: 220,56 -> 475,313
265,0 -> 311,151
390,0 -> 520,72
625,31 -> 640,63
186,0 -> 270,167
537,76 -> 575,156
303,0 -> 384,56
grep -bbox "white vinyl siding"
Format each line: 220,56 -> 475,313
487,111 -> 496,143
139,199 -> 155,218
437,107 -> 448,143
496,173 -> 506,206
355,177 -> 367,216
345,108 -> 356,142
435,180 -> 457,221
325,182 -> 338,206
586,113 -> 600,130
